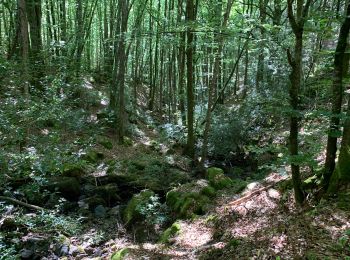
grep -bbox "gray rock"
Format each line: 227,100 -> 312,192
94,205 -> 107,218
20,249 -> 34,259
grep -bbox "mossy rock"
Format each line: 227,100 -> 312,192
97,136 -> 113,150
207,167 -> 233,190
62,163 -> 86,178
231,179 -> 248,193
158,222 -> 181,244
166,180 -> 213,218
94,184 -> 120,205
123,189 -> 155,224
82,150 -> 104,163
48,177 -> 81,201
125,156 -> 191,192
200,185 -> 217,198
111,248 -> 129,260
82,196 -> 106,210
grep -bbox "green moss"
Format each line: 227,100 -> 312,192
158,222 -> 181,244
97,136 -> 113,150
207,167 -> 224,179
123,189 -> 155,224
207,167 -> 233,190
123,136 -> 133,146
302,175 -> 318,190
231,179 -> 248,193
200,185 -> 216,198
111,248 -> 129,260
82,150 -> 104,163
166,182 -> 212,218
62,163 -> 86,178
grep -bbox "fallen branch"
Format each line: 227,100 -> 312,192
0,196 -> 45,211
227,177 -> 290,207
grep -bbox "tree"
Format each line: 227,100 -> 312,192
326,3 -> 350,192
184,0 -> 196,159
286,0 -> 312,204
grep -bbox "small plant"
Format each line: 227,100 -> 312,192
137,195 -> 169,227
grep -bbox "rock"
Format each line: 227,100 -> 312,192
207,167 -> 233,190
267,188 -> 280,199
94,205 -> 107,218
0,217 -> 17,231
158,222 -> 181,244
123,189 -> 155,224
82,150 -> 104,163
166,180 -> 213,218
200,185 -> 216,198
60,244 -> 69,256
47,177 -> 81,200
20,249 -> 34,259
125,157 -> 191,192
69,245 -> 79,256
109,206 -> 121,217
111,248 -> 129,260
82,196 -> 106,210
62,164 -> 86,178
94,184 -> 120,206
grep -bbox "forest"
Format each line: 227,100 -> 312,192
0,0 -> 350,259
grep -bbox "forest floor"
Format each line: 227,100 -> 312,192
1,79 -> 350,259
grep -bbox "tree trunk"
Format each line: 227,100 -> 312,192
184,0 -> 196,159
326,3 -> 350,191
286,0 -> 312,204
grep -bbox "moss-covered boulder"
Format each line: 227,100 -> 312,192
48,177 -> 81,201
94,184 -> 120,205
111,248 -> 129,260
124,156 -> 191,192
158,222 -> 181,244
166,180 -> 214,218
207,167 -> 233,190
82,150 -> 104,163
62,163 -> 86,178
82,196 -> 107,210
123,189 -> 155,224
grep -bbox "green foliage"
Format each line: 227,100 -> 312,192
166,181 -> 214,218
158,222 -> 181,244
207,167 -> 234,190
123,190 -> 160,224
111,248 -> 130,260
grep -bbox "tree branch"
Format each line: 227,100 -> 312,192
0,196 -> 45,211
287,0 -> 299,33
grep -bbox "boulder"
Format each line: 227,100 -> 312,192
94,184 -> 120,206
166,180 -> 213,218
207,167 -> 233,190
48,177 -> 81,200
123,189 -> 155,224
62,163 -> 86,178
82,150 -> 104,163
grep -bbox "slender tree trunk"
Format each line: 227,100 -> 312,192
184,0 -> 196,159
286,0 -> 312,204
323,3 -> 350,190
